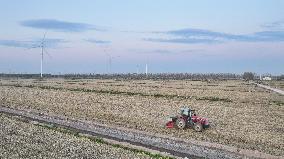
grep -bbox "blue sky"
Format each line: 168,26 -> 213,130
0,0 -> 284,74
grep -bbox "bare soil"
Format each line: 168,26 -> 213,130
0,78 -> 283,156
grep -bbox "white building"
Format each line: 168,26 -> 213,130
262,76 -> 272,81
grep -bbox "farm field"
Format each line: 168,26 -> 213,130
0,113 -> 161,159
0,78 -> 283,156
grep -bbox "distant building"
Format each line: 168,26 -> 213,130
262,76 -> 272,81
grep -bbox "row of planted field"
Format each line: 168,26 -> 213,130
0,78 -> 283,156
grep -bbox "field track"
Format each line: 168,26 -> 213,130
254,83 -> 284,95
1,106 -> 282,159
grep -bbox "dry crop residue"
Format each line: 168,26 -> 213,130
0,78 -> 283,156
0,113 -> 156,159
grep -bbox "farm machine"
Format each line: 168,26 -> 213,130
166,107 -> 209,132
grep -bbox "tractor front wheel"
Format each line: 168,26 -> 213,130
176,118 -> 186,129
193,123 -> 203,132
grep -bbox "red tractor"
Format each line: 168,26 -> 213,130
166,107 -> 209,132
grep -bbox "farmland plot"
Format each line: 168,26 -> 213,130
0,113 -> 156,159
0,78 -> 283,156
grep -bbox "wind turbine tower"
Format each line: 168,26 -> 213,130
40,39 -> 44,78
145,63 -> 148,75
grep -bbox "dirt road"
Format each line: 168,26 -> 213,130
255,83 -> 284,95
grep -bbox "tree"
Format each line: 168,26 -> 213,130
243,72 -> 254,81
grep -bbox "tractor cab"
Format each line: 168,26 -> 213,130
180,107 -> 196,118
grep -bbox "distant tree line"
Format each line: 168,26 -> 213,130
0,73 -> 283,81
243,72 -> 255,81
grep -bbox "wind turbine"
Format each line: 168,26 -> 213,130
145,58 -> 149,76
29,32 -> 51,78
105,53 -> 120,74
103,46 -> 119,74
136,64 -> 139,74
145,63 -> 148,75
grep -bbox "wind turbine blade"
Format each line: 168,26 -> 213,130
44,48 -> 52,59
43,31 -> 47,41
112,55 -> 120,59
105,52 -> 110,57
25,44 -> 40,50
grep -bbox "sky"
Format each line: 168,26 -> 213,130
0,0 -> 284,75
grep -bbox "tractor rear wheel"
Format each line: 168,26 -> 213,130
193,123 -> 203,132
176,118 -> 186,129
